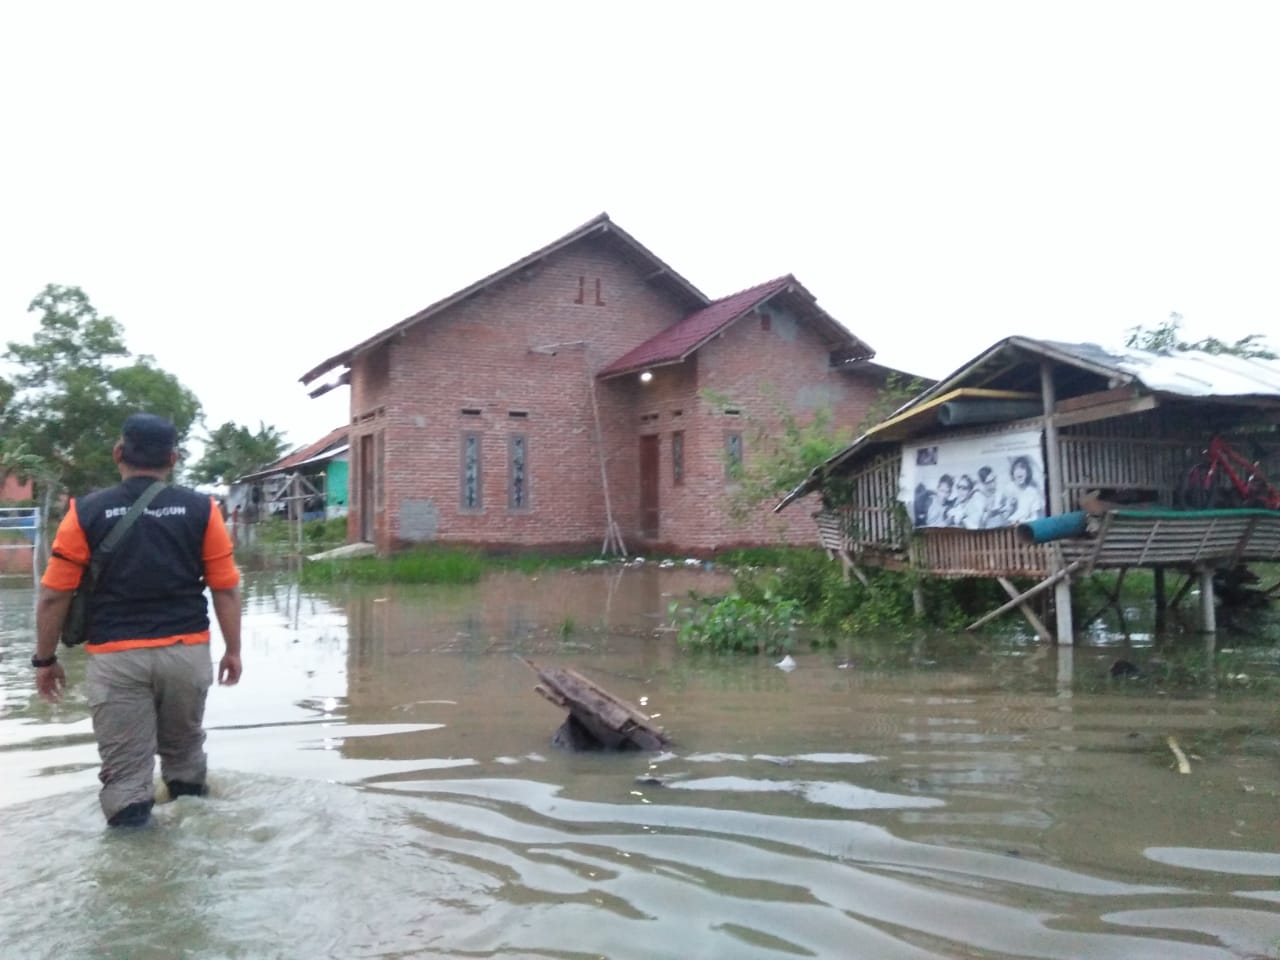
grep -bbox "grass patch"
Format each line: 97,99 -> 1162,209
296,546 -> 609,585
256,516 -> 348,550
300,546 -> 487,585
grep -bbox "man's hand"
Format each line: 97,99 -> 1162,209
218,652 -> 242,686
35,663 -> 67,703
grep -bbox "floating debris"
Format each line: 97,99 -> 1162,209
523,658 -> 671,752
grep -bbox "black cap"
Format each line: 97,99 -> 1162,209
121,413 -> 178,468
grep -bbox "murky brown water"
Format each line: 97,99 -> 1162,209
2,566 -> 1279,959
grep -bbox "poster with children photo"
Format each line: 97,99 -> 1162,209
900,429 -> 1046,530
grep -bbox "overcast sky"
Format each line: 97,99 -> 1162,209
3,2 -> 1278,455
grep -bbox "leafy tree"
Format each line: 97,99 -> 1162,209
1,284 -> 202,496
1125,312 -> 1277,359
188,421 -> 290,485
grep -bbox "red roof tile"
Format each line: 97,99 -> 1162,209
598,272 -> 877,380
598,276 -> 795,379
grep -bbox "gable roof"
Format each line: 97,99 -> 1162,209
236,425 -> 349,483
777,336 -> 1280,511
300,213 -> 707,388
597,275 -> 875,380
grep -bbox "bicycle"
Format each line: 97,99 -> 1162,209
1178,435 -> 1280,510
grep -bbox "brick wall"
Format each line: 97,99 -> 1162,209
631,300 -> 883,551
342,240 -> 887,553
346,239 -> 689,551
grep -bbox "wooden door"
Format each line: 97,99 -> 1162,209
639,435 -> 659,539
360,434 -> 375,542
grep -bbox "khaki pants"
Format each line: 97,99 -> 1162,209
86,643 -> 213,821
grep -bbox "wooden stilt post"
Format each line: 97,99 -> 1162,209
997,576 -> 1053,643
1040,361 -> 1074,645
1198,566 -> 1217,634
1153,567 -> 1167,635
1056,645 -> 1074,697
967,560 -> 1083,632
907,536 -> 925,620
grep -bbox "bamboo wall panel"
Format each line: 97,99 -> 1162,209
813,510 -> 845,553
1059,414 -> 1276,511
915,528 -> 1052,578
842,453 -> 905,549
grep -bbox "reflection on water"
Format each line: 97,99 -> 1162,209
2,567 -> 1279,959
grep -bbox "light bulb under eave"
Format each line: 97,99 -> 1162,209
639,370 -> 653,383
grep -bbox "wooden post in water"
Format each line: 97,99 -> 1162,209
1198,566 -> 1217,634
1040,360 -> 1074,645
1153,567 -> 1167,635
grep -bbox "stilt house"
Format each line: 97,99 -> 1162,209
778,337 -> 1280,642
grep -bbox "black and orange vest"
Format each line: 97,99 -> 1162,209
66,477 -> 215,646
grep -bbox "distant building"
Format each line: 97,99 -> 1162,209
231,426 -> 349,522
0,473 -> 37,576
1,473 -> 33,503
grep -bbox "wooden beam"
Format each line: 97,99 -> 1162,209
967,559 -> 1083,632
1052,394 -> 1159,429
997,576 -> 1053,643
847,559 -> 870,587
1053,385 -> 1141,414
1169,572 -> 1197,609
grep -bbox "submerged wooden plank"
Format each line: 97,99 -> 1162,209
522,658 -> 671,752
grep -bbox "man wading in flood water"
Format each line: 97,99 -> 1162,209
30,413 -> 243,827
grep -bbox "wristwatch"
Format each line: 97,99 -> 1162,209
31,654 -> 58,668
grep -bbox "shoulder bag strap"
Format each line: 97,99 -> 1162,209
88,480 -> 168,580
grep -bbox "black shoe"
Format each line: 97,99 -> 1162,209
107,800 -> 154,828
166,779 -> 209,798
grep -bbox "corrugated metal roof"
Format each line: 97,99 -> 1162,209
1037,339 -> 1280,398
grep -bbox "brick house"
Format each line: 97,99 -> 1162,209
1,473 -> 33,503
300,214 -> 914,554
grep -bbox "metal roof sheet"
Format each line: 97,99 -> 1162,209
1037,339 -> 1280,398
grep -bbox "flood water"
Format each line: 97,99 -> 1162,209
2,565 -> 1279,960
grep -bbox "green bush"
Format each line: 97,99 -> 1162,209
669,581 -> 802,655
678,546 -> 1036,649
